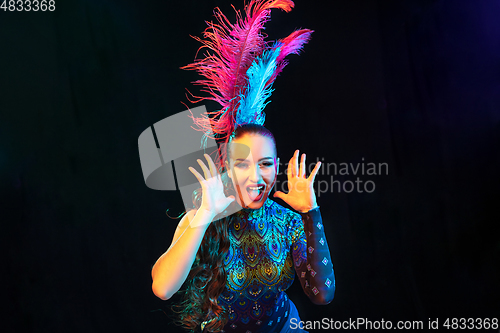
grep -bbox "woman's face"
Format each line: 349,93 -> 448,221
226,133 -> 278,210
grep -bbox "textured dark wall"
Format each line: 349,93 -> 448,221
1,0 -> 499,332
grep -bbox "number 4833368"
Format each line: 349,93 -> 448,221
1,0 -> 56,11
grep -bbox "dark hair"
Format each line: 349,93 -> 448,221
171,124 -> 276,332
227,123 -> 276,157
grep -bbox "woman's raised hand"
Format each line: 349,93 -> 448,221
273,149 -> 321,213
188,153 -> 235,216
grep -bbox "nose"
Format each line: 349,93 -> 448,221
248,163 -> 262,183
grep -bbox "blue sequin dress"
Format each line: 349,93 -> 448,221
202,198 -> 335,333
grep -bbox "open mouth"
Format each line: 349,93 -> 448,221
246,184 -> 265,202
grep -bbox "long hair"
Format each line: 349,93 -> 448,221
170,124 -> 276,332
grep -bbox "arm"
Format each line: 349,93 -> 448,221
152,153 -> 234,300
151,208 -> 215,300
273,149 -> 334,303
290,207 -> 335,305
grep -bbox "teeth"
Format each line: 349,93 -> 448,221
248,186 -> 263,190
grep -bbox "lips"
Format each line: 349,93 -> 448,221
246,184 -> 265,201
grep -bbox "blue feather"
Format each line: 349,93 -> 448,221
236,44 -> 283,126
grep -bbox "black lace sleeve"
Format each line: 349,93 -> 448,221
289,206 -> 335,305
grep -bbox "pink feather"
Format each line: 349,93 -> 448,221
268,29 -> 314,85
182,0 -> 295,151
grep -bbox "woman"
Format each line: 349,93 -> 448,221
151,0 -> 335,331
151,123 -> 335,332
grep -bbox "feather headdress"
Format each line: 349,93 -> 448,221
182,0 -> 313,165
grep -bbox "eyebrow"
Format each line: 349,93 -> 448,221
235,157 -> 274,162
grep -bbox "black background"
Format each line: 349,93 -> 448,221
1,0 -> 499,332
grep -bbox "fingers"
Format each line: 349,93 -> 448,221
204,153 -> 218,179
286,155 -> 292,181
188,166 -> 206,187
197,158 -> 212,180
290,150 -> 307,178
299,153 -> 306,177
294,150 -> 299,177
308,161 -> 322,183
288,150 -> 321,182
190,154 -> 218,185
288,149 -> 299,177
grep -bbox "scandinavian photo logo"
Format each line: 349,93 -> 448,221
274,157 -> 388,195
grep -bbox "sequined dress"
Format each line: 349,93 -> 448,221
203,198 -> 335,333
